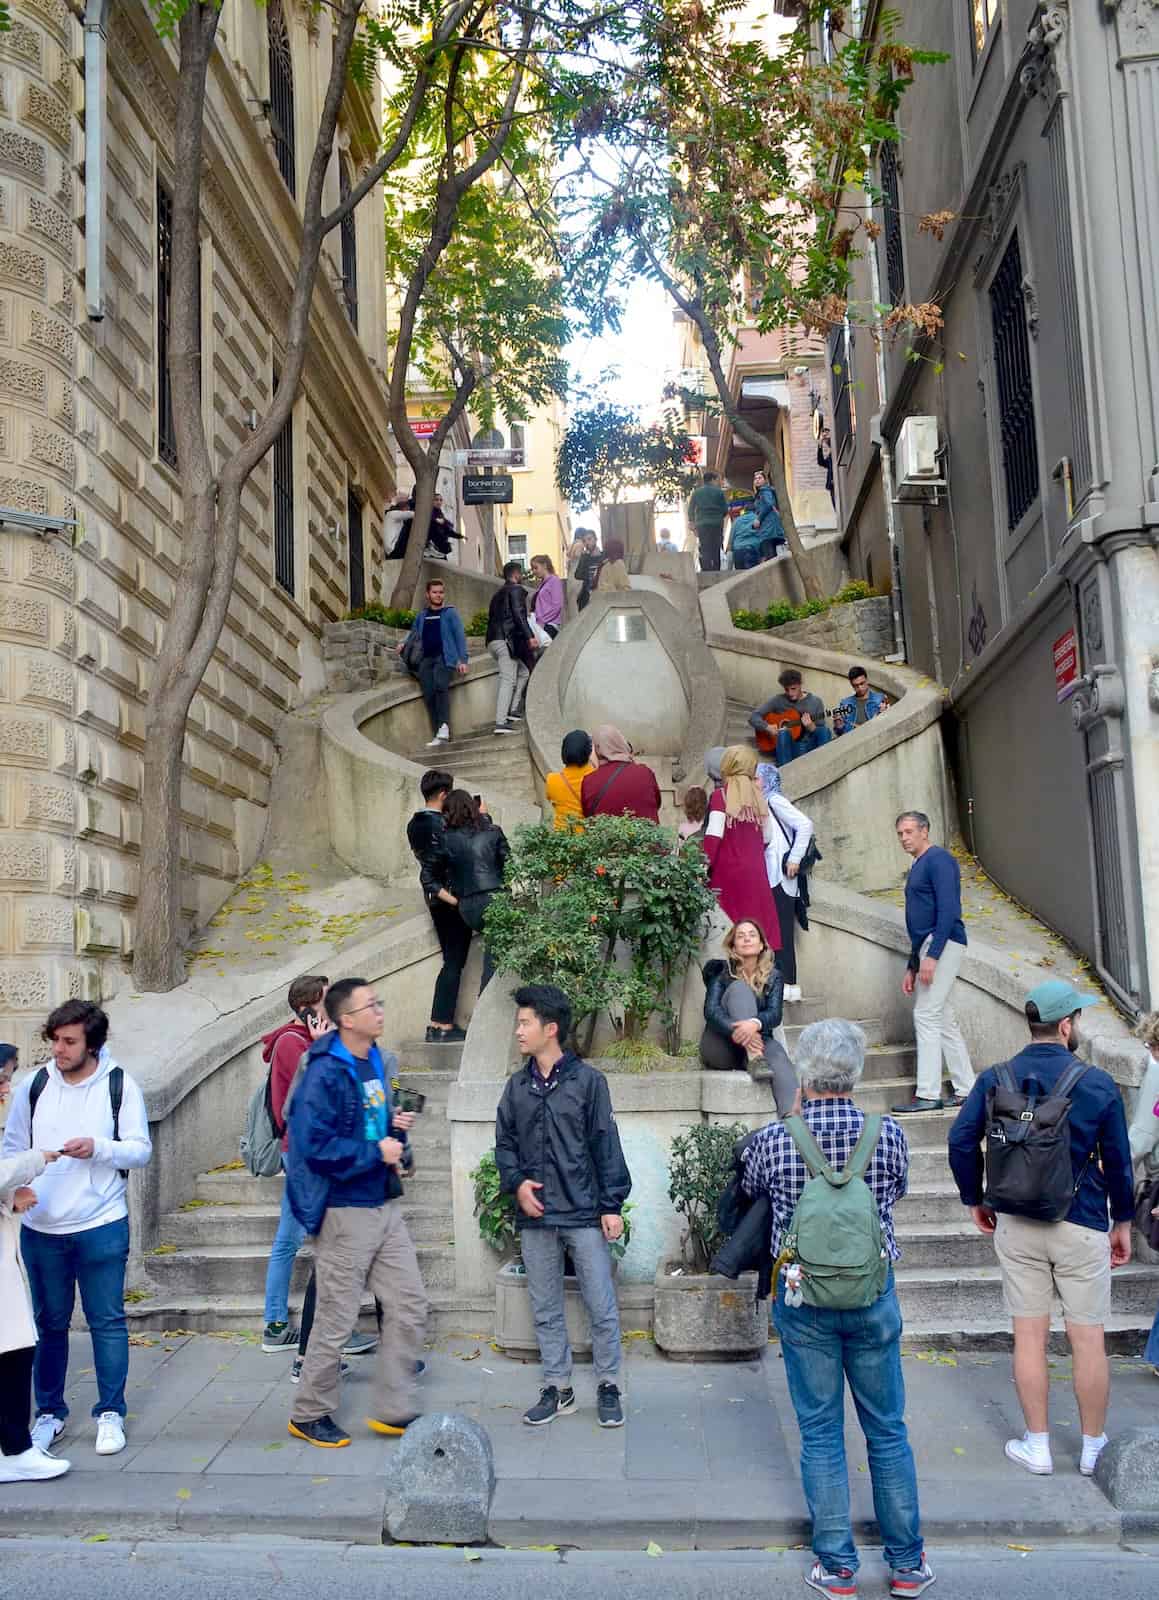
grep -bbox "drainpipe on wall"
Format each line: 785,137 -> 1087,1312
866,225 -> 906,661
84,0 -> 109,322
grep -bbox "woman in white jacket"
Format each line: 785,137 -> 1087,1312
0,1046 -> 70,1482
761,775 -> 814,1006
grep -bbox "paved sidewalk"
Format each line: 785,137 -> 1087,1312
2,1330 -> 1156,1548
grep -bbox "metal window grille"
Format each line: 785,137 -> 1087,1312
829,320 -> 853,461
272,370 -> 295,596
347,487 -> 365,610
880,140 -> 905,307
988,231 -> 1040,531
339,159 -> 358,328
156,178 -> 177,468
267,0 -> 296,197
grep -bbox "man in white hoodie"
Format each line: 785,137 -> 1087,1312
0,1000 -> 151,1457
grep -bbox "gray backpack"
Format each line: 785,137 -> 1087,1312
240,1069 -> 285,1179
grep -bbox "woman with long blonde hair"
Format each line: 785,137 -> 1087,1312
699,921 -> 798,1115
701,744 -> 780,948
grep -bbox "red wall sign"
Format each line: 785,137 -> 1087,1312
1053,627 -> 1079,702
409,418 -> 441,439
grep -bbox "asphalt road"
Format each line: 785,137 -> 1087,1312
3,1539 -> 1159,1600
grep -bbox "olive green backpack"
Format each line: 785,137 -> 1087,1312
782,1114 -> 890,1310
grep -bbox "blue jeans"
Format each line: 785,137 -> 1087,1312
1145,1299 -> 1159,1367
773,1276 -> 922,1575
776,724 -> 832,766
21,1216 -> 131,1420
263,1178 -> 308,1324
519,1225 -> 621,1384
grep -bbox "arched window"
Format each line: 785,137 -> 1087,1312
339,157 -> 358,327
267,0 -> 296,196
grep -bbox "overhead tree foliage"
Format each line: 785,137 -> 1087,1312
555,400 -> 697,510
558,1 -> 945,599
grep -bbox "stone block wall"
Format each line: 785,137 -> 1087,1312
0,0 -> 398,1054
769,595 -> 894,661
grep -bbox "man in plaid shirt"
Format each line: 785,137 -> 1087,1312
742,1019 -> 933,1600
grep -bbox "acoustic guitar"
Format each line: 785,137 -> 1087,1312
753,705 -> 841,754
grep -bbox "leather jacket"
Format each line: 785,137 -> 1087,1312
406,808 -> 449,904
702,959 -> 784,1039
443,822 -> 510,899
486,582 -> 534,652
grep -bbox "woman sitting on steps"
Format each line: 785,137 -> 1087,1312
700,920 -> 799,1118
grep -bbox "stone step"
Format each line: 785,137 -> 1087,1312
893,1222 -> 1003,1271
783,1016 -> 886,1047
124,1290 -> 496,1339
907,1147 -> 956,1184
895,1184 -> 970,1226
143,1241 -> 456,1297
884,1106 -> 959,1148
193,1164 -> 452,1207
161,1201 -> 453,1249
894,1263 -> 1159,1324
395,1040 -> 463,1072
394,1066 -> 457,1105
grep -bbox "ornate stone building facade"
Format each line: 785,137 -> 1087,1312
1,0 -> 395,1054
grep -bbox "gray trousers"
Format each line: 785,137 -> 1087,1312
292,1201 -> 427,1426
488,639 -> 529,725
700,977 -> 798,1117
519,1225 -> 621,1385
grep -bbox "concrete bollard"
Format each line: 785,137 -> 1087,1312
1093,1426 -> 1159,1517
382,1412 -> 495,1544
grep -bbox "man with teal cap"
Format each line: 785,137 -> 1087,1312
948,978 -> 1135,1481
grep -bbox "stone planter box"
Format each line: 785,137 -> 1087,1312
652,1262 -> 764,1361
322,618 -> 488,693
493,1260 -> 593,1360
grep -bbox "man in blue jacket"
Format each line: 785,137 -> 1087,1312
399,577 -> 469,746
286,978 -> 426,1448
947,980 -> 1134,1479
891,811 -> 976,1114
834,666 -> 887,737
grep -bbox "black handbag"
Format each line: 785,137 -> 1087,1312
400,629 -> 424,675
1135,1174 -> 1159,1251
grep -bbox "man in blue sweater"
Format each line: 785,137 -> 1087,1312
947,980 -> 1134,1478
891,811 -> 976,1114
285,978 -> 426,1448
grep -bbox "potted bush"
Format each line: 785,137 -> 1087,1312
471,1149 -> 637,1356
653,1122 -> 764,1361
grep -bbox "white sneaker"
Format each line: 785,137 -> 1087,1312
94,1412 -> 126,1456
783,984 -> 803,1003
0,1445 -> 71,1482
1005,1434 -> 1052,1475
1079,1434 -> 1108,1476
425,724 -> 450,746
29,1414 -> 65,1453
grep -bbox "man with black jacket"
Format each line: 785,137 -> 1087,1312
486,561 -> 538,736
947,979 -> 1135,1479
495,984 -> 631,1429
406,770 -> 468,1044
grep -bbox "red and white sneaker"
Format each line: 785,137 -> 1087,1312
805,1561 -> 857,1598
890,1556 -> 936,1597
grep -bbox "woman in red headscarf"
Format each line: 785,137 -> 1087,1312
580,725 -> 662,823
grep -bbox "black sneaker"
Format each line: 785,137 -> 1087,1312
262,1321 -> 299,1352
891,1097 -> 943,1114
523,1385 -> 576,1426
288,1415 -> 350,1448
342,1331 -> 378,1357
597,1382 -> 624,1428
425,1025 -> 466,1043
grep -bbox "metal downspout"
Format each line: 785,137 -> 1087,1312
84,0 -> 109,322
866,222 -> 906,660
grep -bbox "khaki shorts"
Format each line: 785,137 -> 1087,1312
993,1214 -> 1111,1325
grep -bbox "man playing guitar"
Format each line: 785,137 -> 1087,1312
748,668 -> 835,767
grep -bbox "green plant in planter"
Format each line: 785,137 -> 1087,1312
464,609 -> 490,637
483,814 -> 715,1048
346,603 -> 416,629
470,1150 -> 518,1256
667,1121 -> 748,1274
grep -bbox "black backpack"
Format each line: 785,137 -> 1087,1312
983,1059 -> 1090,1222
29,1065 -> 127,1180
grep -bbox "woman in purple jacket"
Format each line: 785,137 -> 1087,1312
529,555 -> 565,639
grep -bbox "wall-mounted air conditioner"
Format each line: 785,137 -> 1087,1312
895,416 -> 945,496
